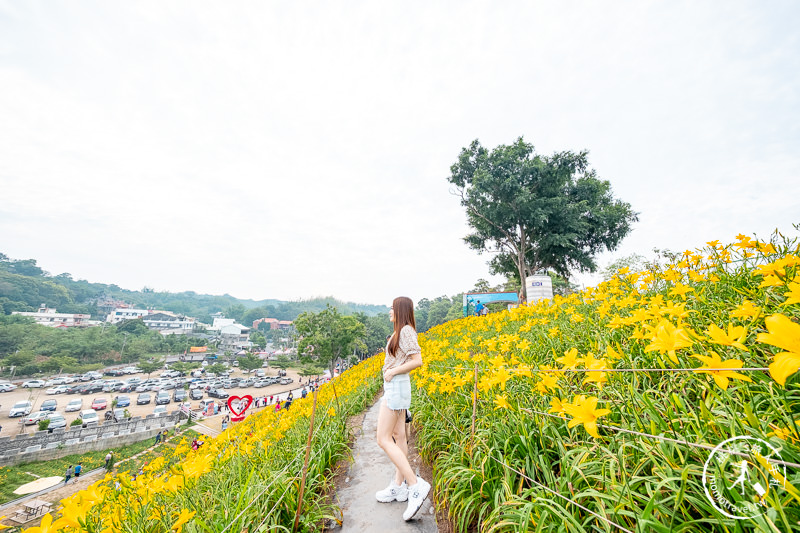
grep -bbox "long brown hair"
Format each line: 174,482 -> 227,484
388,296 -> 416,356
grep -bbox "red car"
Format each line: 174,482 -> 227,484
91,398 -> 108,410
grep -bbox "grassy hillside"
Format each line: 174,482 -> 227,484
413,230 -> 800,532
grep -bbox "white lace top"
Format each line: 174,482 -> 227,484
383,325 -> 421,373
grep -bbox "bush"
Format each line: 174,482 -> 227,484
70,419 -> 82,427
37,419 -> 50,432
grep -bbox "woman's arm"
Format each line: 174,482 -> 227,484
384,352 -> 422,381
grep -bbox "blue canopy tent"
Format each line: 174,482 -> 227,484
463,292 -> 520,316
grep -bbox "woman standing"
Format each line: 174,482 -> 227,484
375,296 -> 430,521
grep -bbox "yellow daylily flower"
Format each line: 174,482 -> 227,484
0,517 -> 10,530
536,374 -> 560,393
171,509 -> 196,531
556,348 -> 581,369
730,300 -> 761,319
643,319 -> 694,364
562,396 -> 611,439
783,281 -> 800,306
758,314 -> 800,386
705,323 -> 749,351
22,513 -> 58,533
692,352 -> 752,390
669,283 -> 694,299
493,394 -> 511,410
548,397 -> 566,415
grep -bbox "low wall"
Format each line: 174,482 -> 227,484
0,413 -> 181,467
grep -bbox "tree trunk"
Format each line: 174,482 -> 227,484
517,225 -> 528,302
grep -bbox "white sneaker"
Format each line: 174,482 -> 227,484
376,480 -> 408,503
402,477 -> 431,521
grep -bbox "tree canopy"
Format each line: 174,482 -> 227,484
295,305 -> 366,375
448,137 -> 638,300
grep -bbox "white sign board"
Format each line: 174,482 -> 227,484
525,274 -> 553,304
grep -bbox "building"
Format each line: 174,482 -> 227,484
218,323 -> 251,352
106,308 -> 151,324
252,317 -> 294,330
141,312 -> 196,335
13,305 -> 91,328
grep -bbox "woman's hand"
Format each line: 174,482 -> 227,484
383,368 -> 395,382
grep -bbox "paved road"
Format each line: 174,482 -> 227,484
335,400 -> 437,533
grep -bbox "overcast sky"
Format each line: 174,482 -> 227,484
1,1 -> 798,307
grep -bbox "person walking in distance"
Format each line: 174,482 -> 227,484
64,465 -> 73,484
375,296 -> 430,521
74,462 -> 82,479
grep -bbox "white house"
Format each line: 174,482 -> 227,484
13,305 -> 91,328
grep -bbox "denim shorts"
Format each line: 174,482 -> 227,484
383,373 -> 411,411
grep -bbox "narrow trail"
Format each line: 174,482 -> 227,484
334,400 -> 438,532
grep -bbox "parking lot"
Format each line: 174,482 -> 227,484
0,365 -> 311,436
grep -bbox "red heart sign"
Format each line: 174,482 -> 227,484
227,395 -> 253,421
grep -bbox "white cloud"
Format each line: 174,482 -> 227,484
1,0 -> 798,305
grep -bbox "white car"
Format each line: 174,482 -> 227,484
22,380 -> 46,388
9,401 -> 33,417
153,405 -> 168,416
65,398 -> 83,412
47,385 -> 71,395
45,377 -> 69,386
0,383 -> 17,392
24,411 -> 50,425
79,409 -> 99,426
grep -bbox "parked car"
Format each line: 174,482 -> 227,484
103,381 -> 124,392
65,398 -> 83,412
0,383 -> 16,393
189,388 -> 203,400
280,378 -> 293,385
81,382 -> 104,394
91,398 -> 108,411
91,398 -> 108,410
126,377 -> 142,385
46,385 -> 71,395
65,384 -> 83,394
9,401 -> 33,417
254,379 -> 269,388
153,405 -> 168,417
137,393 -> 151,405
123,367 -> 140,374
40,399 -> 58,411
254,370 -> 266,378
239,378 -> 255,387
118,383 -> 136,393
155,392 -> 171,405
45,377 -> 68,386
105,408 -> 126,421
22,380 -> 46,388
46,412 -> 67,431
173,389 -> 187,402
208,388 -> 229,399
104,368 -> 125,377
79,409 -> 99,427
24,411 -> 50,425
160,380 -> 177,391
116,395 -> 131,407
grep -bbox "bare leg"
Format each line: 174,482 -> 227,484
376,400 -> 417,486
391,410 -> 409,485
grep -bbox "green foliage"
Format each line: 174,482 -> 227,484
295,305 -> 366,374
37,419 -> 51,432
206,362 -> 227,375
137,356 -> 164,377
271,355 -> 291,370
70,418 -> 83,427
354,312 -> 392,355
448,137 -> 638,300
238,353 -> 264,373
169,361 -> 201,375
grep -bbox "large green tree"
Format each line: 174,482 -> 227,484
448,137 -> 637,300
295,305 -> 366,375
238,353 -> 264,373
